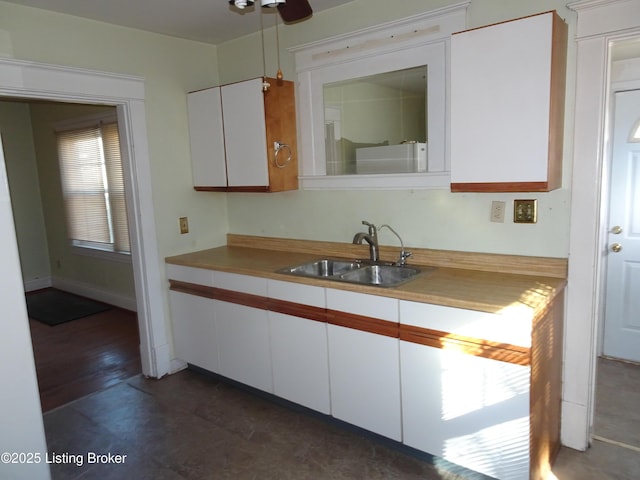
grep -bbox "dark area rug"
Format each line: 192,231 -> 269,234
26,289 -> 112,326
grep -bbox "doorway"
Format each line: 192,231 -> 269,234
0,58 -> 171,383
592,42 -> 640,453
0,98 -> 143,410
602,88 -> 640,364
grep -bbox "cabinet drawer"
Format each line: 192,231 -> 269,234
400,300 -> 531,348
214,271 -> 267,296
167,264 -> 215,287
267,279 -> 325,307
326,288 -> 398,322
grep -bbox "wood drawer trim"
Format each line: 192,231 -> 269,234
327,311 -> 399,338
194,186 -> 271,193
450,181 -> 551,193
400,324 -> 530,366
268,298 -> 327,323
170,280 -> 530,365
169,280 -> 216,299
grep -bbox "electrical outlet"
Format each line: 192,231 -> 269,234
490,201 -> 505,223
514,199 -> 537,223
179,217 -> 189,234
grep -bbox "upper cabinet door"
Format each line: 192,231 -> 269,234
187,87 -> 227,188
221,78 -> 269,188
450,11 -> 567,192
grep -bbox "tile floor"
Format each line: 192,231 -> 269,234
43,358 -> 640,480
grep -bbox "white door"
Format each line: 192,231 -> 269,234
603,89 -> 640,363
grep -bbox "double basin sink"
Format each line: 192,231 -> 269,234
277,257 -> 424,288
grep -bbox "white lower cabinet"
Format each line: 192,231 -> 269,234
400,340 -> 531,480
269,312 -> 330,413
216,300 -> 272,393
267,279 -> 331,414
169,290 -> 219,374
327,324 -> 402,441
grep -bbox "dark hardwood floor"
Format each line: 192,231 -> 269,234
28,294 -> 141,412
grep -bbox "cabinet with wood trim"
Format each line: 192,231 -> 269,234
214,271 -> 273,393
267,279 -> 330,414
326,288 -> 402,441
187,77 -> 298,192
168,265 -> 219,374
399,298 -> 564,480
450,11 -> 568,192
167,263 -> 563,479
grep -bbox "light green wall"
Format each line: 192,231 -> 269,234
218,0 -> 576,258
0,0 -> 229,266
0,101 -> 51,285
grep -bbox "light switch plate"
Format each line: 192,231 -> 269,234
513,199 -> 537,223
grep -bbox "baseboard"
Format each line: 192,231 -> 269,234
51,276 -> 137,311
560,400 -> 590,451
24,276 -> 52,292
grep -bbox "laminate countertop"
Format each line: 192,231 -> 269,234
165,235 -> 567,322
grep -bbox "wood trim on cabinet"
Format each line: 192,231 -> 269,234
268,298 -> 327,323
194,186 -> 271,192
327,311 -> 399,338
170,278 -> 534,366
450,181 -> 552,193
169,280 -> 216,299
399,324 -> 530,366
213,288 -> 270,311
530,292 -> 564,480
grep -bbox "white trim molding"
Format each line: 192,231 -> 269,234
0,58 -> 170,379
564,0 -> 640,451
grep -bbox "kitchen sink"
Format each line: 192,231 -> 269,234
279,258 -> 361,277
337,264 -> 421,287
277,258 -> 424,287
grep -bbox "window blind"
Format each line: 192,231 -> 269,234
56,119 -> 130,254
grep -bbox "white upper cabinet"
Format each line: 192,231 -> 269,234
450,11 -> 568,192
220,78 -> 269,187
187,77 -> 298,192
187,86 -> 227,188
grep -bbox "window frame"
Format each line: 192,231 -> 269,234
290,3 -> 468,190
55,111 -> 131,262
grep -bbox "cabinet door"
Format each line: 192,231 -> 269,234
169,290 -> 219,373
450,11 -> 566,192
221,78 -> 269,187
187,87 -> 227,187
269,312 -> 330,413
328,324 -> 401,441
400,341 -> 530,480
268,279 -> 330,413
216,300 -> 272,393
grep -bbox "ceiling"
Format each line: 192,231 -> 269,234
3,0 -> 354,45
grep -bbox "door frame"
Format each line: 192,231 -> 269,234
0,58 -> 171,379
565,0 -> 640,451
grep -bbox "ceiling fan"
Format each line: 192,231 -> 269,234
228,0 -> 313,24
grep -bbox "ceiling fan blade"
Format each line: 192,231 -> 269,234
277,0 -> 313,24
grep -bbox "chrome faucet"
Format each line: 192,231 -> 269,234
352,220 -> 379,262
379,224 -> 412,266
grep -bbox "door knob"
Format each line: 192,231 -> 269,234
611,243 -> 623,253
611,225 -> 623,234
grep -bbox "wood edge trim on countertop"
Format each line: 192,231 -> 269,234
170,279 -> 532,366
226,234 -> 568,278
399,324 -> 531,366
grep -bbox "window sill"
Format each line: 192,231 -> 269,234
299,172 -> 451,190
71,245 -> 132,264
